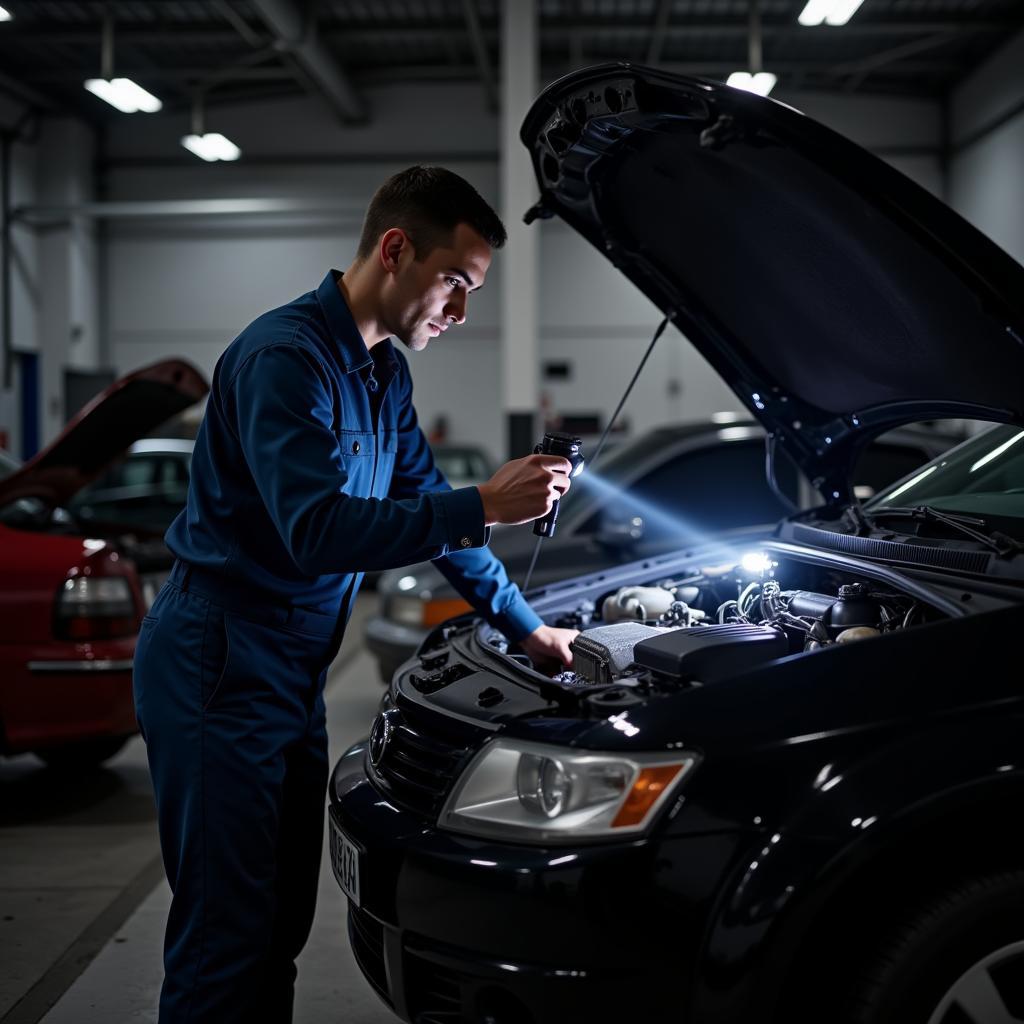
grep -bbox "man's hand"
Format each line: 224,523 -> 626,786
520,625 -> 579,674
477,454 -> 573,526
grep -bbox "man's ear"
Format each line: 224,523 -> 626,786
379,228 -> 412,273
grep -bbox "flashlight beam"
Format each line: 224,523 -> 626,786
522,315 -> 669,594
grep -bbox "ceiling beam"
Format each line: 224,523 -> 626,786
5,20 -> 1012,47
837,30 -> 962,92
460,0 -> 497,113
247,0 -> 366,124
19,57 -> 964,88
646,0 -> 672,66
0,69 -> 60,111
211,0 -> 268,49
834,30 -> 962,77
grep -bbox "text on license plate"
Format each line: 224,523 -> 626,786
331,819 -> 361,908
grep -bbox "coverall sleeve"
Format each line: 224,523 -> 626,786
226,343 -> 489,575
386,353 -> 543,643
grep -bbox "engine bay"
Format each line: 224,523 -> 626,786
492,551 -> 945,698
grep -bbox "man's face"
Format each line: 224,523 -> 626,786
383,222 -> 492,352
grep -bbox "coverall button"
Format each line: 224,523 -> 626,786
460,536 -> 472,548
351,441 -> 361,454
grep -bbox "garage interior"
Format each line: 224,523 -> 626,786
1,2 -> 1024,1023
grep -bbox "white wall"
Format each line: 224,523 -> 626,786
0,109 -> 101,456
949,28 -> 1024,264
95,81 -> 950,463
36,118 -> 101,442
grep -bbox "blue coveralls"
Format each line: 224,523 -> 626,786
133,270 -> 541,1023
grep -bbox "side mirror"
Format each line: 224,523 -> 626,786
595,507 -> 645,552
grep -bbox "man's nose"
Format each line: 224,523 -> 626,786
444,294 -> 467,325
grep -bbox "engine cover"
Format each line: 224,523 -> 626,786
570,623 -> 675,685
633,623 -> 787,684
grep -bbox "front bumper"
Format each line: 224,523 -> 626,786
330,743 -> 744,1024
364,615 -> 428,680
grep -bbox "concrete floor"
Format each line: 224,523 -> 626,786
0,595 -> 401,1024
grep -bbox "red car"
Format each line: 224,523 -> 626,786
0,360 -> 208,767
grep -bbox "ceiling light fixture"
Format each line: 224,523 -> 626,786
84,78 -> 162,113
728,0 -> 777,97
181,132 -> 242,162
0,6 -> 13,22
798,0 -> 866,27
726,71 -> 778,96
180,90 -> 241,162
83,13 -> 162,112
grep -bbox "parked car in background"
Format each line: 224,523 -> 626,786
0,360 -> 207,767
367,418 -> 962,680
69,438 -> 194,535
331,65 -> 1024,1024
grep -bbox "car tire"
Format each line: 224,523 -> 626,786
839,870 -> 1024,1024
35,736 -> 130,769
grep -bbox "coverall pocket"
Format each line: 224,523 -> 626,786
199,605 -> 230,712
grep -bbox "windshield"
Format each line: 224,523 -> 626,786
866,423 -> 1024,534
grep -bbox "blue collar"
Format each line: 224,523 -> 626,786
317,269 -> 399,375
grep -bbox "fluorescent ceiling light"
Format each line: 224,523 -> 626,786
798,0 -> 866,26
84,78 -> 162,113
726,71 -> 778,97
0,6 -> 13,21
181,133 -> 242,162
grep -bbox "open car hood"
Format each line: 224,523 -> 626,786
0,359 -> 208,508
520,64 -> 1024,507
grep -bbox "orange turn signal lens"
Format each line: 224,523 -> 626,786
422,597 -> 473,627
611,764 -> 687,828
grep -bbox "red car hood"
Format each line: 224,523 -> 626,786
0,359 -> 208,507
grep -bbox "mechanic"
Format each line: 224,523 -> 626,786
133,166 -> 579,1024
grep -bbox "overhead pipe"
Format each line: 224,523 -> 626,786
248,0 -> 367,124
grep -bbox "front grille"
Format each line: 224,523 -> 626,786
370,703 -> 479,818
405,947 -> 463,1023
348,906 -> 391,1005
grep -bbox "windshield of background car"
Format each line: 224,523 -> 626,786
435,448 -> 491,481
866,424 -> 1024,534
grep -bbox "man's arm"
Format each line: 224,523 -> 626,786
387,352 -> 578,665
227,343 -> 491,574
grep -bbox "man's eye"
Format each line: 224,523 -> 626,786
447,277 -> 461,288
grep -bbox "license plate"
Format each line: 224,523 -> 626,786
330,818 -> 361,908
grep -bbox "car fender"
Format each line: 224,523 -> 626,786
688,716 -> 1024,1022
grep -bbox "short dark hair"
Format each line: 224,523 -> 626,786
356,165 -> 507,261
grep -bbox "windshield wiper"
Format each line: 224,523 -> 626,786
864,505 -> 1024,558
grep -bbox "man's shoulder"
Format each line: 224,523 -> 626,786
220,290 -> 332,377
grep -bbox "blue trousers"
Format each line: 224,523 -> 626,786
134,564 -> 341,1023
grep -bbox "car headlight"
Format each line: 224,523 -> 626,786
439,739 -> 699,843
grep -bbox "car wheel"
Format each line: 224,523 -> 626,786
840,870 -> 1024,1024
35,736 -> 130,769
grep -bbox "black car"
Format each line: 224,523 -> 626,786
367,418 -> 962,680
329,65 -> 1024,1024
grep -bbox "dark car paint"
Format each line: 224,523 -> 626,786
332,67 -> 1024,1024
335,532 -> 1024,1022
520,65 -> 1024,506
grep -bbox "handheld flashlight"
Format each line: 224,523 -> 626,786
533,431 -> 585,538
